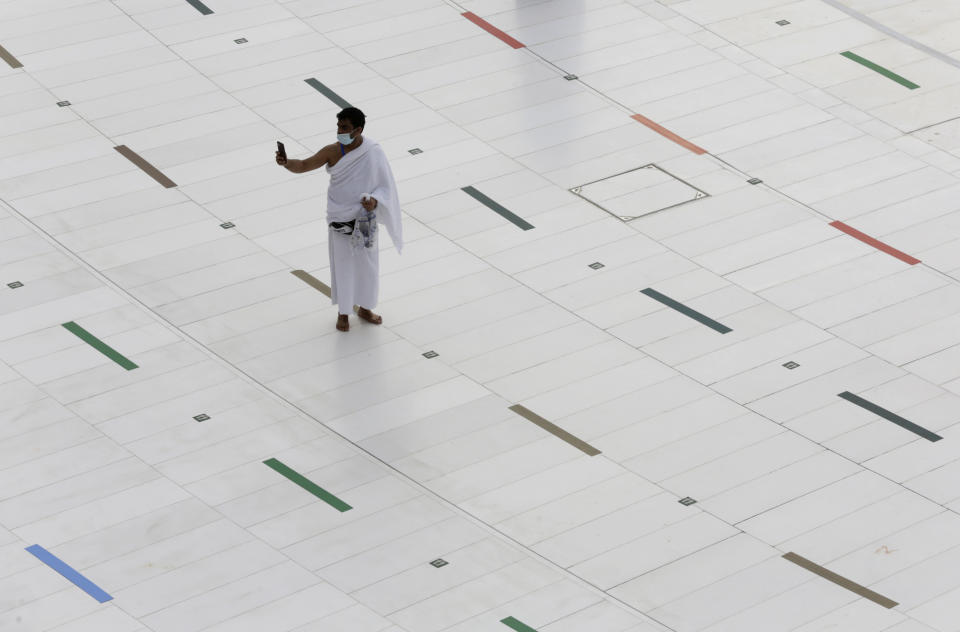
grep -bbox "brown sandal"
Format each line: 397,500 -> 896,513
356,307 -> 382,325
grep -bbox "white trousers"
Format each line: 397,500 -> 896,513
328,229 -> 379,315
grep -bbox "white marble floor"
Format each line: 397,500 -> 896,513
4,0 -> 960,630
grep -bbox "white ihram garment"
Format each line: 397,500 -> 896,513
325,138 -> 403,315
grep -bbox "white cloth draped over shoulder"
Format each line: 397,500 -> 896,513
325,137 -> 403,253
324,136 -> 402,315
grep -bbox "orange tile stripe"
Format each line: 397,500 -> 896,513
830,220 -> 920,265
462,12 -> 525,49
631,114 -> 707,155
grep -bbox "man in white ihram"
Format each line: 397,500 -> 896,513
276,107 -> 402,332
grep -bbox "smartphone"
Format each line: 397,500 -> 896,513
276,141 -> 286,160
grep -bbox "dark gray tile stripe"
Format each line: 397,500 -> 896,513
838,391 -> 942,442
0,43 -> 22,69
783,552 -> 898,608
509,405 -> 600,456
305,79 -> 351,109
640,288 -> 731,334
291,270 -> 331,297
462,186 -> 534,231
114,146 -> 176,188
185,0 -> 213,15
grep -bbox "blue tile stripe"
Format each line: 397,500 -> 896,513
838,391 -> 943,442
640,288 -> 732,334
461,186 -> 534,230
25,544 -> 113,603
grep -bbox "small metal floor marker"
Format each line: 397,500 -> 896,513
409,148 -> 422,154
588,262 -> 605,270
783,361 -> 800,369
423,351 -> 438,359
57,101 -> 71,107
220,222 -> 235,229
430,559 -> 448,568
570,164 -> 707,221
234,38 -> 247,44
193,414 -> 210,422
564,74 -> 578,80
748,177 -> 763,184
679,497 -> 697,506
776,19 -> 790,25
8,281 -> 23,288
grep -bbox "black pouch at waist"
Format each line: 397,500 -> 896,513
329,220 -> 356,234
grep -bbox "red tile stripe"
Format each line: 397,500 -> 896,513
462,12 -> 525,49
631,114 -> 706,155
830,220 -> 920,265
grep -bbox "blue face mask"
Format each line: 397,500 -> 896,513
337,131 -> 354,145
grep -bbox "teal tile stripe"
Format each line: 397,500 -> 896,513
838,391 -> 942,441
841,51 -> 919,89
305,78 -> 352,109
62,321 -> 138,370
501,617 -> 538,632
185,0 -> 213,14
263,458 -> 352,512
640,288 -> 732,334
462,186 -> 534,230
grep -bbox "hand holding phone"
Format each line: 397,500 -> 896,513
276,141 -> 287,165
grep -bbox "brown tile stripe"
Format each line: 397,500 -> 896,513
783,552 -> 898,608
509,404 -> 601,456
0,43 -> 23,69
291,270 -> 331,297
114,145 -> 176,188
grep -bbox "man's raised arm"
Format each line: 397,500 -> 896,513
276,147 -> 329,173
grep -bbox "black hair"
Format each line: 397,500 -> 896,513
337,107 -> 365,130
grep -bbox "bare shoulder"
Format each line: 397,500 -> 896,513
303,144 -> 336,171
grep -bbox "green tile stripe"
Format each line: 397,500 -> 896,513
305,78 -> 351,109
501,617 -> 538,632
263,458 -> 352,512
62,321 -> 138,370
841,51 -> 919,89
462,186 -> 534,231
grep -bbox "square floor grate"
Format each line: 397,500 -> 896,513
409,148 -> 422,155
220,222 -> 235,229
57,101 -> 71,107
570,164 -> 707,221
430,559 -> 448,568
423,351 -> 439,359
193,414 -> 210,422
7,281 -> 23,288
679,497 -> 697,506
783,361 -> 800,369
234,38 -> 248,44
776,19 -> 791,25
588,262 -> 605,270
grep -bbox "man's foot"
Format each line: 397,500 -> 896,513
336,314 -> 349,332
356,307 -> 382,325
